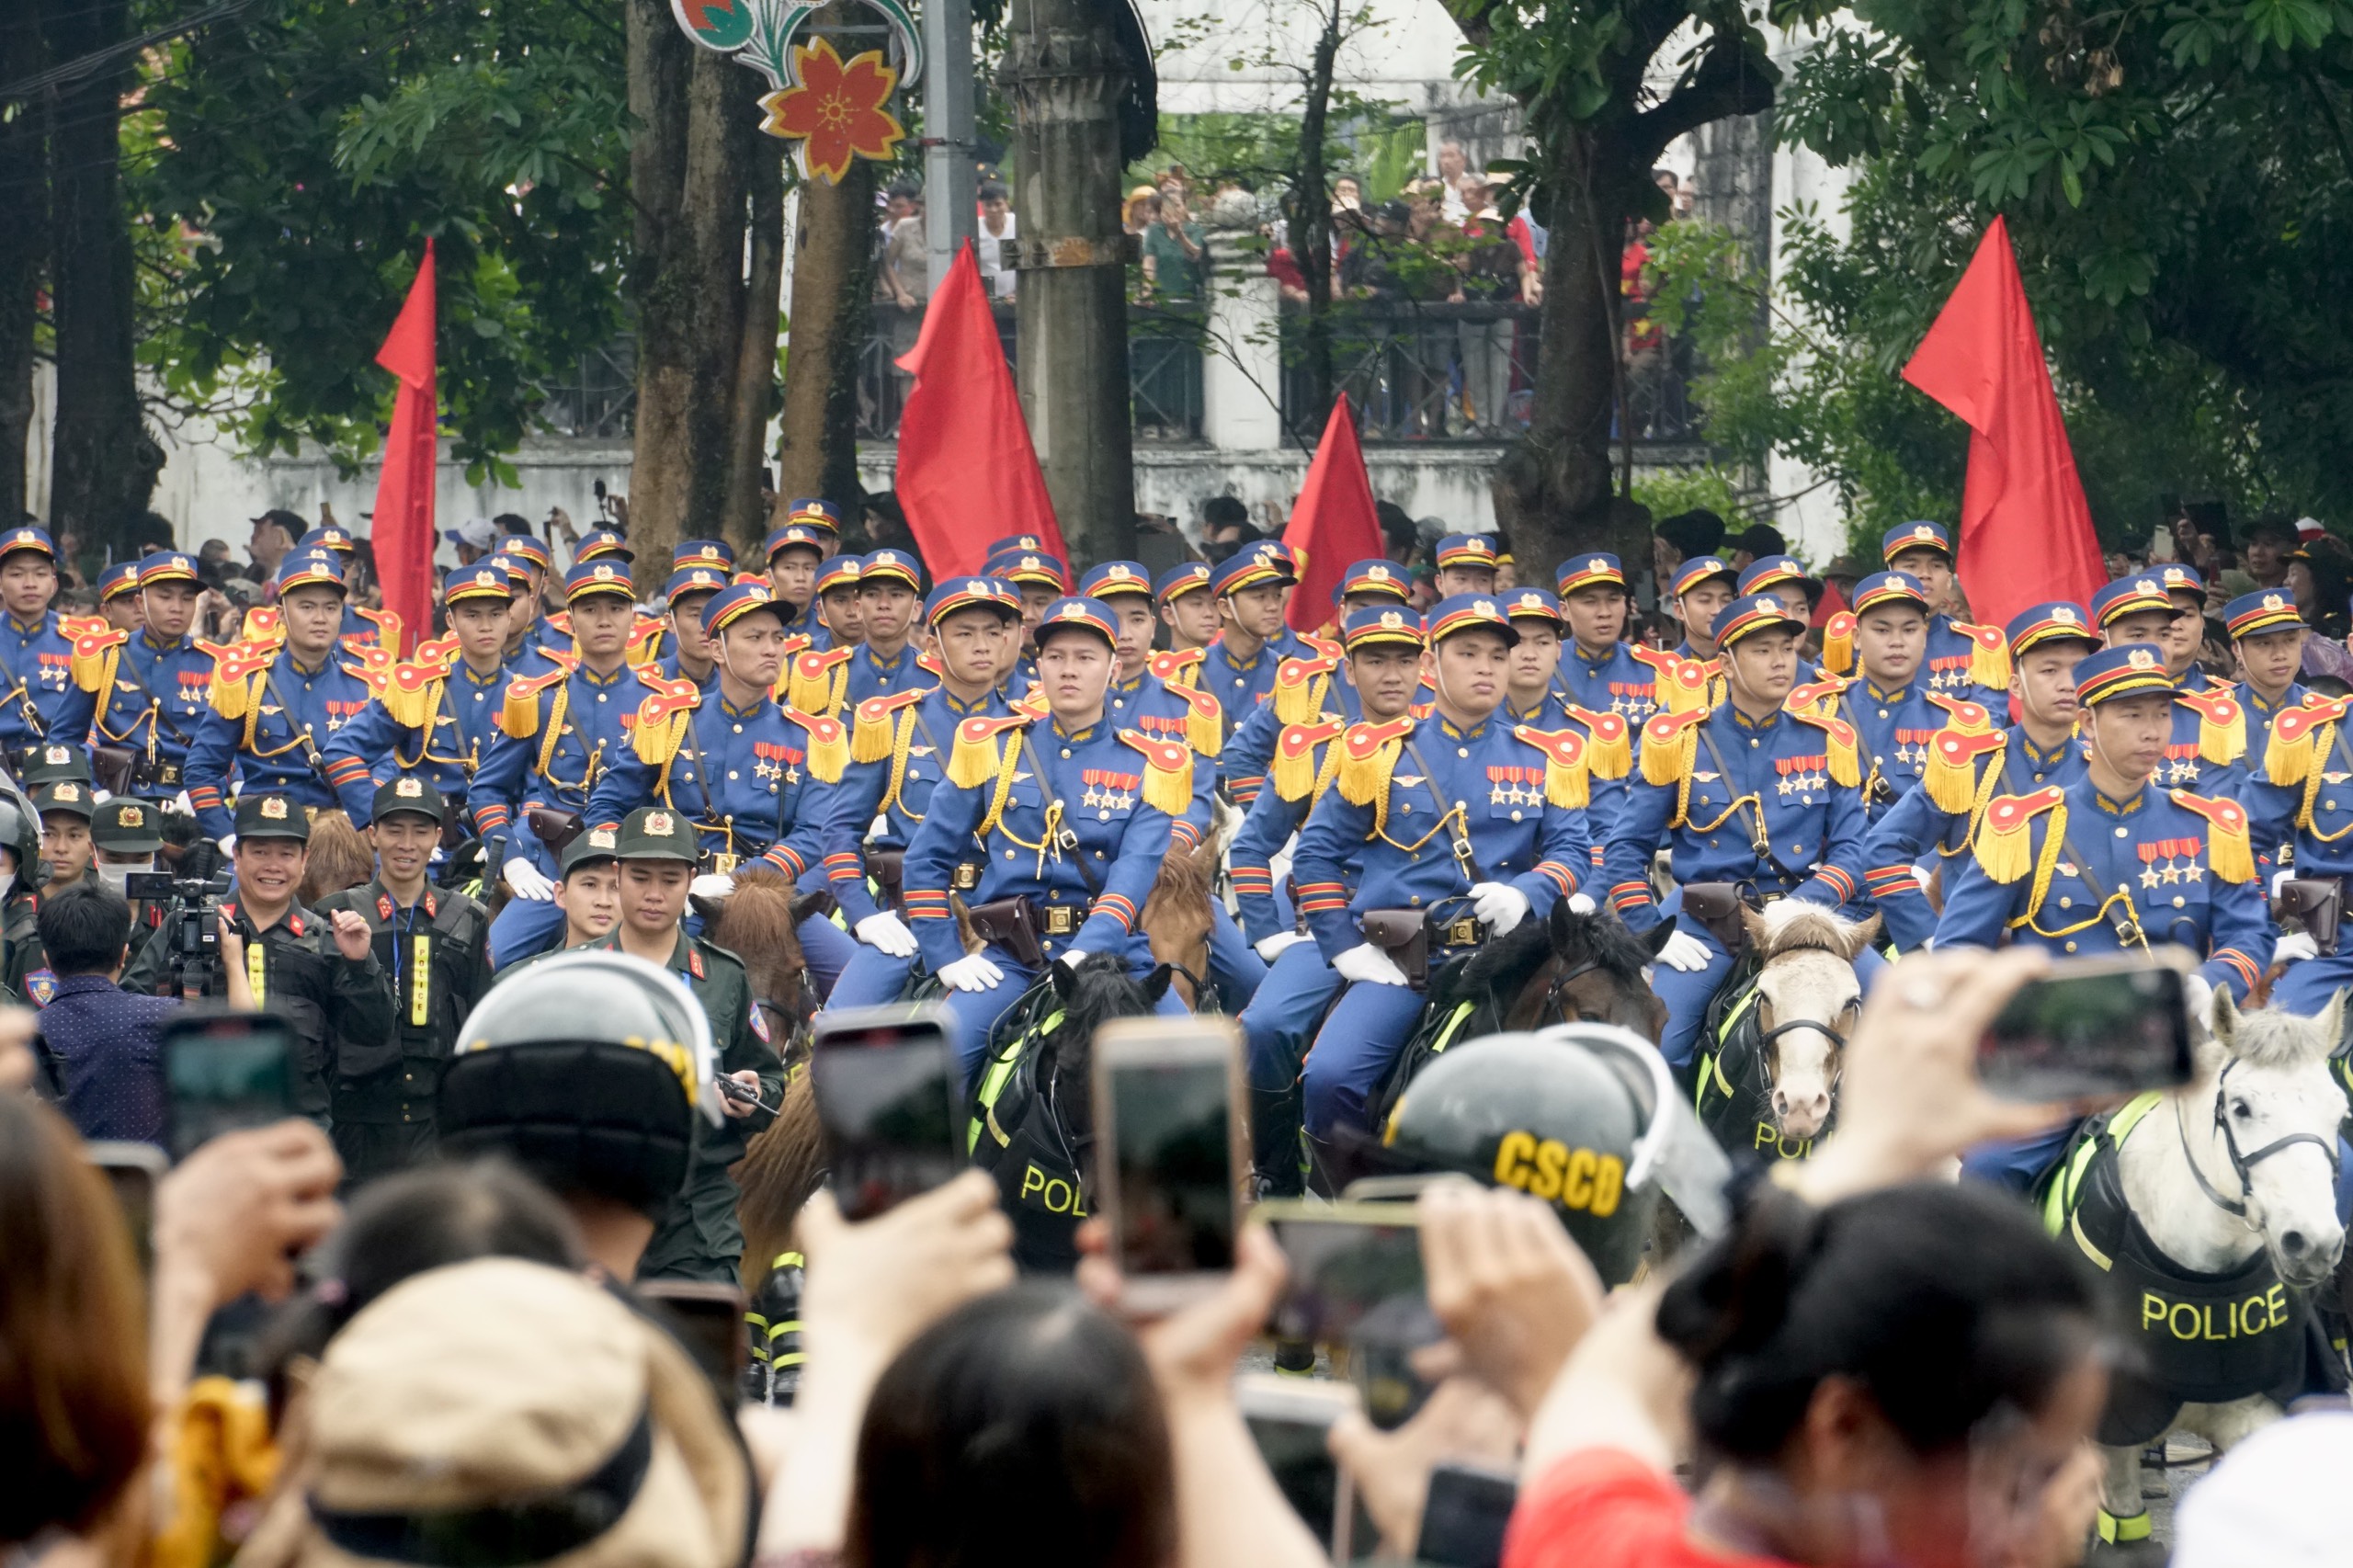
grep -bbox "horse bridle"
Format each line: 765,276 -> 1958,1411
2175,1060 -> 2344,1223
1535,957 -> 1606,1023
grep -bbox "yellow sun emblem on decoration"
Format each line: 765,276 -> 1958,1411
757,39 -> 906,185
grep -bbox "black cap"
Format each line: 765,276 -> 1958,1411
234,792 -> 311,842
20,744 -> 90,787
369,773 -> 447,825
613,806 -> 701,866
91,798 -> 164,854
560,822 -> 623,875
31,780 -> 95,820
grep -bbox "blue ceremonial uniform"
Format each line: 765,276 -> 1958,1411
1290,711 -> 1589,1136
322,659 -> 509,826
651,647 -> 720,694
1920,613 -> 2010,707
843,642 -> 925,707
901,710 -> 1190,1077
1600,703 -> 1868,1071
184,649 -> 376,839
2159,665 -> 2252,798
94,628 -> 211,788
1557,640 -> 1661,726
1224,670 -> 1361,811
2245,691 -> 2353,1014
1230,725 -> 1351,1101
1862,724 -> 2085,951
1199,629 -> 1314,745
0,610 -> 97,756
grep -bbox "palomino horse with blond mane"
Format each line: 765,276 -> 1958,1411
1689,900 -> 1881,1161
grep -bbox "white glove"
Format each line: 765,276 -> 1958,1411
2274,931 -> 2320,967
689,871 -> 736,900
216,834 -> 236,856
503,857 -> 555,901
1058,946 -> 1093,966
2273,868 -> 2297,898
1566,892 -> 1597,915
2185,973 -> 2216,1033
938,953 -> 1005,993
1256,930 -> 1309,961
1912,862 -> 1938,892
1334,943 -> 1410,987
166,790 -> 195,816
856,911 -> 918,958
1469,881 -> 1530,935
1658,927 -> 1712,973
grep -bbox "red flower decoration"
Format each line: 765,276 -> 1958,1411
757,39 -> 904,184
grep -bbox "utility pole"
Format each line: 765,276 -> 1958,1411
922,0 -> 975,296
1002,0 -> 1135,565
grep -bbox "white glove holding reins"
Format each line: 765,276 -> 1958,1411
856,912 -> 919,958
1657,927 -> 1712,973
1469,881 -> 1530,935
2273,931 -> 2320,966
1335,943 -> 1409,987
688,872 -> 736,901
937,953 -> 1005,993
503,857 -> 555,902
1255,930 -> 1309,961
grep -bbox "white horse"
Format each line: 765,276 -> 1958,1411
2078,991 -> 2347,1556
1692,902 -> 1877,1159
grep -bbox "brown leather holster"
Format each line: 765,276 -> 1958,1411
868,848 -> 906,912
1358,909 -> 1431,990
1680,882 -> 1750,957
527,806 -> 585,855
90,745 -> 137,798
2276,877 -> 2343,956
966,897 -> 1047,969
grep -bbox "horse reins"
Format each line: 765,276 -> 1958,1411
2174,1060 -> 2343,1224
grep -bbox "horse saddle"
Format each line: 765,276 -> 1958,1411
527,805 -> 585,855
1358,909 -> 1431,990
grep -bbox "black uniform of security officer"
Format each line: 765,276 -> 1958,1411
176,791 -> 394,1121
0,781 -> 40,1003
90,797 -> 169,979
313,775 -> 494,1184
502,805 -> 780,1281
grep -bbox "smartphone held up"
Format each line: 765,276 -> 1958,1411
1090,1017 -> 1249,1313
810,1004 -> 964,1221
1978,949 -> 2198,1102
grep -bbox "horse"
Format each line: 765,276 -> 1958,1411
733,1066 -> 824,1293
2042,991 -> 2348,1560
298,808 -> 373,906
1139,816 -> 1220,1008
693,867 -> 817,1050
1691,903 -> 1880,1163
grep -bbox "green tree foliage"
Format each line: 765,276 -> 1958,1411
132,0 -> 632,482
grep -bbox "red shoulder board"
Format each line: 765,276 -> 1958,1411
1298,631 -> 1344,660
1149,649 -> 1204,682
1119,729 -> 1190,773
1665,658 -> 1712,697
2274,696 -> 2353,744
386,659 -> 449,701
1275,654 -> 1339,690
1513,725 -> 1586,769
2170,790 -> 2247,834
956,710 -> 1036,747
1344,717 -> 1415,760
71,623 -> 128,659
688,948 -> 705,980
781,633 -> 813,658
915,649 -> 944,676
1931,728 -> 2006,766
544,611 -> 572,637
60,613 -> 107,639
1165,682 -> 1219,721
782,705 -> 846,748
1982,788 -> 2065,833
631,612 -> 665,641
507,665 -> 571,700
376,892 -> 394,921
2174,687 -> 2241,725
1783,677 -> 1847,710
793,646 -> 855,681
1789,710 -> 1858,749
538,647 -> 581,676
202,640 -> 276,682
855,688 -> 927,725
636,673 -> 703,727
1642,710 -> 1708,744
1627,643 -> 1679,675
415,633 -> 461,665
1823,609 -> 1856,640
1957,620 -> 2004,651
1563,705 -> 1629,746
1277,720 -> 1346,762
1927,693 -> 1993,729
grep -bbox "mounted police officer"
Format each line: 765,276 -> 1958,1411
2238,591 -> 2353,1016
0,527 -> 96,769
298,524 -> 396,650
1600,591 -> 1869,1074
471,558 -> 646,966
322,560 -> 517,834
585,580 -> 859,998
1936,644 -> 2274,1187
1429,534 -> 1500,597
1863,600 -> 2097,952
1554,553 -> 1658,726
1873,520 -> 2010,705
649,562 -> 730,693
1631,553 -> 1737,717
96,561 -> 142,632
824,577 -> 1020,1009
1499,586 -> 1632,862
313,775 -> 494,1184
763,507 -> 835,646
1154,561 -> 1217,666
1197,549 -> 1313,750
85,551 -> 210,793
185,551 -> 377,843
900,596 -> 1193,1077
2091,572 -> 2248,799
1798,571 -> 1953,832
843,549 -> 926,707
1233,604 -> 1426,1194
982,546 -> 1069,695
1290,595 -> 1593,1144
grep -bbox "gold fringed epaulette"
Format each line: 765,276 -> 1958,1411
1820,610 -> 1857,676
1790,710 -> 1861,788
784,704 -> 848,784
1957,621 -> 2010,689
1150,648 -> 1204,686
2263,695 -> 2349,787
1299,631 -> 1344,660
2174,687 -> 2246,766
1638,710 -> 1706,787
1119,729 -> 1194,814
2171,791 -> 2256,883
500,666 -> 571,739
1924,727 -> 2006,813
1927,693 -> 1995,733
851,688 -> 927,764
948,710 -> 1035,788
629,674 -> 702,766
346,644 -> 395,699
67,621 -> 128,695
1273,655 -> 1337,724
1336,717 -> 1413,834
199,639 -> 272,720
1165,680 -> 1222,757
1782,676 -> 1847,714
1513,726 -> 1592,809
355,604 -> 402,651
786,646 -> 854,715
1629,644 -> 1709,714
1973,787 -> 2064,884
627,613 -> 666,665
239,606 -> 284,647
1563,705 -> 1631,779
915,649 -> 945,678
381,645 -> 457,730
1274,720 -> 1345,802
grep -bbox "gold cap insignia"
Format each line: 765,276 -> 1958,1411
260,796 -> 289,820
2128,648 -> 2156,669
2135,578 -> 2158,594
2264,593 -> 2285,609
2052,606 -> 2077,623
1912,525 -> 1936,540
588,828 -> 616,848
42,746 -> 67,764
54,784 -> 78,802
394,778 -> 424,798
1380,610 -> 1405,628
1756,596 -> 1782,615
1473,599 -> 1497,617
119,805 -> 142,828
645,811 -> 674,835
593,564 -> 617,580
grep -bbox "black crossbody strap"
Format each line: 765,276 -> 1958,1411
677,704 -> 722,826
1402,736 -> 1488,885
259,658 -> 331,779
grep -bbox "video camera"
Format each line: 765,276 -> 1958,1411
125,869 -> 235,1000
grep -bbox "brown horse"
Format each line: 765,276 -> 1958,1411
732,1068 -> 825,1291
1139,820 -> 1221,1007
693,866 -> 813,1037
299,809 -> 373,905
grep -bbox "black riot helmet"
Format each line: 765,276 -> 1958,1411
1381,1024 -> 1729,1285
438,950 -> 722,1219
0,773 -> 42,889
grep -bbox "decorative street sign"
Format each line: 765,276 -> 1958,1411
667,0 -> 923,182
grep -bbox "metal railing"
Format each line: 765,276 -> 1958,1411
855,301 -> 1205,444
538,340 -> 639,439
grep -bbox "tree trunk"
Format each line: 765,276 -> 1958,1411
40,0 -> 158,558
0,7 -> 44,528
725,138 -> 786,548
1491,127 -> 1634,571
1283,0 -> 1341,432
1004,0 -> 1134,565
770,142 -> 876,526
626,0 -> 755,584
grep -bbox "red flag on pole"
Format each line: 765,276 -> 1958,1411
369,241 -> 438,656
894,242 -> 1065,578
1283,394 -> 1384,634
1900,217 -> 2105,632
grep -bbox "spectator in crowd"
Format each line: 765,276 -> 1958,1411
30,882 -> 178,1148
0,1092 -> 151,1562
1140,189 -> 1208,301
2286,546 -> 2353,681
2244,513 -> 2295,588
1621,220 -> 1668,438
1435,139 -> 1469,220
1331,174 -> 1362,214
1377,500 -> 1419,566
1452,176 -> 1522,431
880,183 -> 927,308
1201,495 -> 1256,560
975,179 -> 1017,300
1122,185 -> 1157,236
1649,506 -> 1725,585
244,509 -> 303,583
1726,522 -> 1787,571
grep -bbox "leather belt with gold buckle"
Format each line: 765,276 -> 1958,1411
1042,904 -> 1078,937
153,762 -> 183,787
1438,916 -> 1479,947
952,863 -> 979,891
710,852 -> 739,876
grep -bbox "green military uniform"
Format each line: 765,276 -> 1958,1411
90,798 -> 168,979
314,777 -> 494,1185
